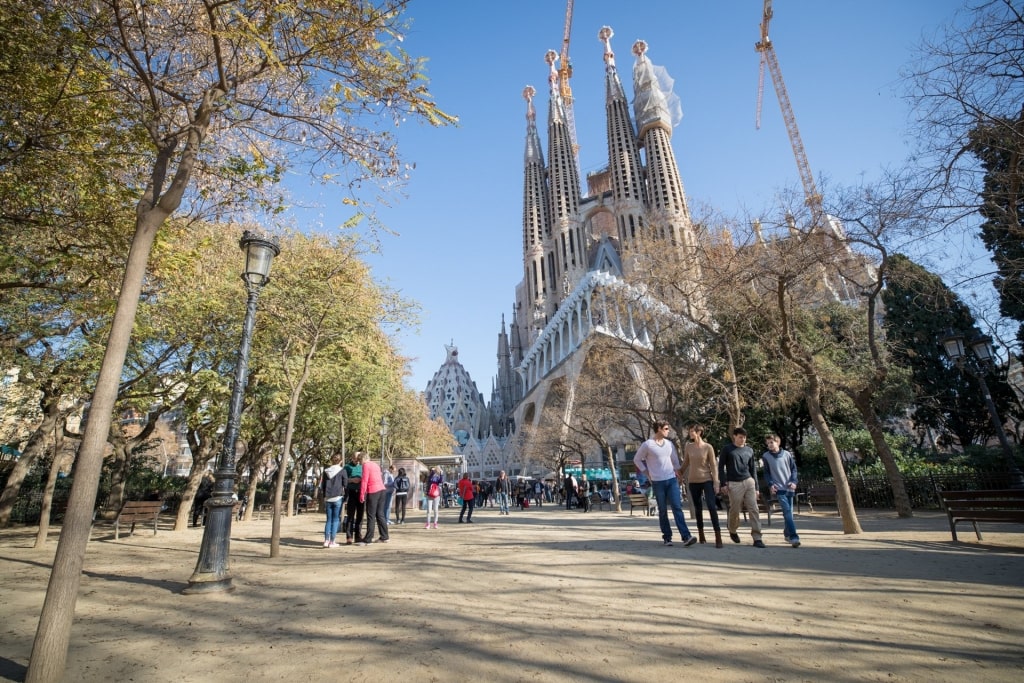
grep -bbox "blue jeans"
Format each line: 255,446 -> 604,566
776,489 -> 799,540
324,499 -> 342,542
459,497 -> 476,522
497,492 -> 511,514
650,478 -> 692,542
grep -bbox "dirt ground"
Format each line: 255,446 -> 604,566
1,501 -> 1023,682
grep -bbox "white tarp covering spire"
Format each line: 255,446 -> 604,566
631,40 -> 682,133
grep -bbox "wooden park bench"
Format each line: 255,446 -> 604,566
627,493 -> 654,516
588,492 -> 611,511
938,489 -> 1024,542
804,485 -> 837,512
255,502 -> 285,520
112,500 -> 164,540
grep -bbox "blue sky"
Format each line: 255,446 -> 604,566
294,0 -> 970,394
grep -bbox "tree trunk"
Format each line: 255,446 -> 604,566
27,218 -> 161,683
0,394 -> 61,527
270,448 -> 289,557
805,383 -> 862,533
605,443 -> 623,512
174,430 -> 215,531
242,462 -> 257,522
34,420 -> 68,548
853,393 -> 914,518
287,472 -> 297,518
271,339 -> 316,557
101,432 -> 130,519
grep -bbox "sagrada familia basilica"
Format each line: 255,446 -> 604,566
424,26 -> 704,479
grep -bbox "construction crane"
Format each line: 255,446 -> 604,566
755,0 -> 823,227
547,0 -> 579,176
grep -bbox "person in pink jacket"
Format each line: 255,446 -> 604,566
357,452 -> 389,545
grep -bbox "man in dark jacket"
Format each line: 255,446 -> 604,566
718,427 -> 764,547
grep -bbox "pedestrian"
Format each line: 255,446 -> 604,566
357,452 -> 389,545
192,472 -> 214,527
633,419 -> 697,547
719,427 -> 764,547
424,466 -> 443,529
383,464 -> 397,525
320,453 -> 347,548
457,472 -> 476,523
762,433 -> 801,547
680,423 -> 722,548
563,473 -> 578,510
495,470 -> 512,515
342,452 -> 364,544
393,467 -> 411,524
533,479 -> 544,507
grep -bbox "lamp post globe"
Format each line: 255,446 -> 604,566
185,230 -> 280,594
939,329 -> 1023,490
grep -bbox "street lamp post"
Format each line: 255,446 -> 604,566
379,416 -> 389,467
185,230 -> 280,594
939,329 -> 1024,489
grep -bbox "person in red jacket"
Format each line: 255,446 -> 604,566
457,472 -> 475,524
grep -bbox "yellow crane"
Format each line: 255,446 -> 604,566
545,0 -> 579,175
755,0 -> 823,226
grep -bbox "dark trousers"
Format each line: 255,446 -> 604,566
688,481 -> 722,532
459,497 -> 475,522
394,493 -> 408,522
344,486 -> 364,541
363,490 -> 389,542
192,496 -> 209,526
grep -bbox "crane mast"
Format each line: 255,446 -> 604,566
558,0 -> 580,176
755,0 -> 823,226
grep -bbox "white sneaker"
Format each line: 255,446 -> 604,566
323,539 -> 330,547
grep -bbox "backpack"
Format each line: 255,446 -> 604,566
395,476 -> 410,493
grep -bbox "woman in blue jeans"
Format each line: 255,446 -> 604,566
320,454 -> 346,547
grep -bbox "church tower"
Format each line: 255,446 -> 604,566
599,27 -> 647,250
432,25 -> 708,479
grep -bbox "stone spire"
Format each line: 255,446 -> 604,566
600,26 -> 647,249
491,315 -> 516,437
522,85 -> 550,314
631,39 -> 704,319
631,40 -> 689,221
544,49 -> 584,309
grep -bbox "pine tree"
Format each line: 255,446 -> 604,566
882,254 -> 1015,449
968,115 -> 1024,346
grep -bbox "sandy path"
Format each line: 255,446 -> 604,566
2,504 -> 1023,682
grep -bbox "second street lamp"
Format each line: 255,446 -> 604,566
185,230 -> 280,594
939,329 -> 1024,489
379,416 -> 389,467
